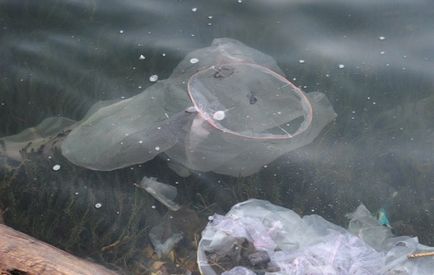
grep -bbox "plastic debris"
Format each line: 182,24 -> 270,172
135,177 -> 181,211
149,220 -> 184,257
59,38 -> 336,176
198,199 -> 434,275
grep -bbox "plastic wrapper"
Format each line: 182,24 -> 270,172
198,199 -> 434,274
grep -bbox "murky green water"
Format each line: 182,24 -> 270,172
1,0 -> 434,274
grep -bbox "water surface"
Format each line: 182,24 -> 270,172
1,0 -> 434,273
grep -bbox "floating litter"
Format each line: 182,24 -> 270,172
299,59 -> 305,64
139,54 -> 146,60
136,177 -> 181,211
95,203 -> 102,209
379,36 -> 386,40
60,38 -> 336,177
338,64 -> 345,69
192,7 -> 197,12
52,164 -> 61,171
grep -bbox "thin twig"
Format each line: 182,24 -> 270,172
408,251 -> 434,259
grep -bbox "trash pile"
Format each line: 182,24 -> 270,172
198,199 -> 434,275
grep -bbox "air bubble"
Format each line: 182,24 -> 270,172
149,74 -> 158,82
213,110 -> 226,121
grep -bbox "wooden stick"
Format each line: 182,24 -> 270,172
407,251 -> 434,259
0,224 -> 118,275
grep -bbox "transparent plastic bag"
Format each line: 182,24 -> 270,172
198,199 -> 434,275
58,38 -> 336,175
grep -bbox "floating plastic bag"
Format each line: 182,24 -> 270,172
198,199 -> 434,275
56,38 -> 336,176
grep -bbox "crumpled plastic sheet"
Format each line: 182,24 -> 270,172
198,199 -> 434,275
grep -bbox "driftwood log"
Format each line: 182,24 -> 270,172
0,224 -> 118,275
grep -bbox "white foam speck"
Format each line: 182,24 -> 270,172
52,164 -> 61,171
213,110 -> 226,121
379,36 -> 385,40
149,74 -> 158,82
138,140 -> 143,144
119,30 -> 124,34
298,59 -> 305,64
95,203 -> 102,209
155,146 -> 160,151
338,64 -> 345,69
192,7 -> 197,12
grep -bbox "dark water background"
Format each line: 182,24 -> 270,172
1,0 -> 434,274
